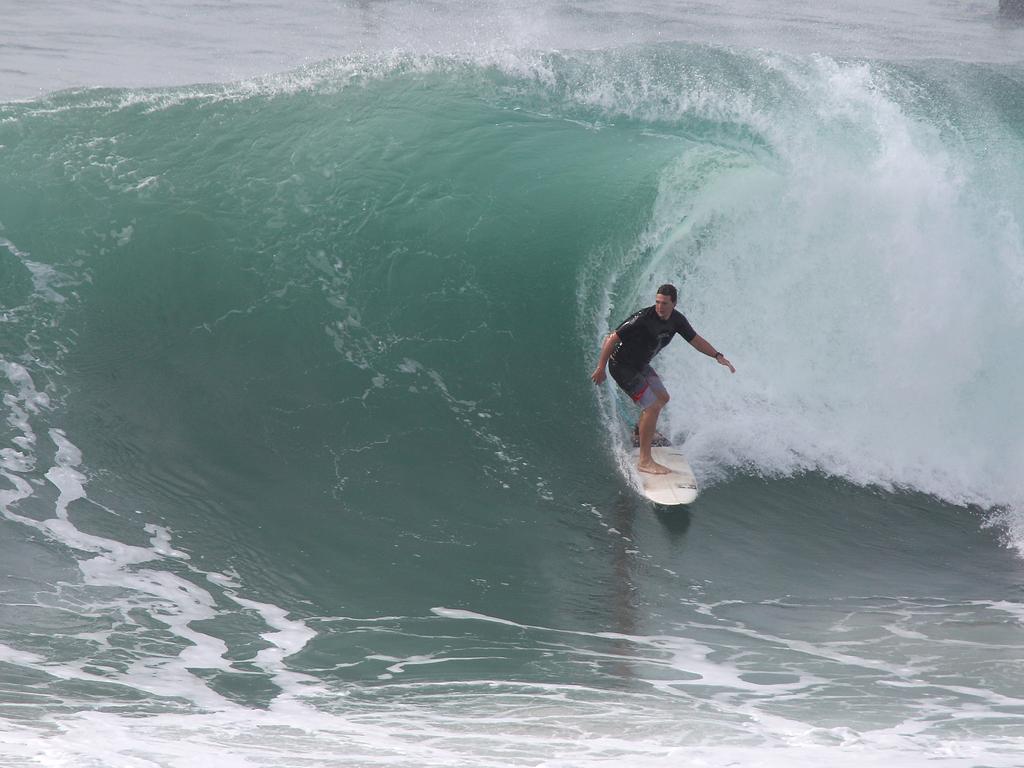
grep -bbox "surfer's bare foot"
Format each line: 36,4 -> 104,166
638,460 -> 671,475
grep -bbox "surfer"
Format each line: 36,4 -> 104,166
591,284 -> 735,475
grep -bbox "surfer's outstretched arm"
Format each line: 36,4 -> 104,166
689,334 -> 735,373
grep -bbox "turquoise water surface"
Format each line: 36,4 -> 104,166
2,3 -> 1024,765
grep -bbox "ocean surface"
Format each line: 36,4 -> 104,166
2,1 -> 1024,765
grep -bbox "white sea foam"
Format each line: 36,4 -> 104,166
0,362 -> 323,718
1,601 -> 1023,767
590,53 -> 1024,552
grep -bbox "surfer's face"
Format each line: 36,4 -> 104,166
654,293 -> 675,320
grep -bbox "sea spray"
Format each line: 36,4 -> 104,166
581,51 -> 1024,544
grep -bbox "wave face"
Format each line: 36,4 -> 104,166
5,47 -> 1021,524
2,43 -> 1024,765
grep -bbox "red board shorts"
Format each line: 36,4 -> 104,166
612,364 -> 667,410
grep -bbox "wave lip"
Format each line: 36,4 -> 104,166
7,0 -> 1024,101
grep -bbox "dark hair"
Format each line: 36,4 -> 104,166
656,283 -> 677,303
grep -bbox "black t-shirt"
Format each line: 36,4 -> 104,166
610,306 -> 696,374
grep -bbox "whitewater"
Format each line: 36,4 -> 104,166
1,1 -> 1024,766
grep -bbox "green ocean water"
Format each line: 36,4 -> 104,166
2,43 -> 1024,766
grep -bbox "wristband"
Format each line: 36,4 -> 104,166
714,352 -> 723,360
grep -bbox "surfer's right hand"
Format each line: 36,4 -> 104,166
591,368 -> 606,385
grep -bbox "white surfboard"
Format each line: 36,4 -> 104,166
630,445 -> 699,506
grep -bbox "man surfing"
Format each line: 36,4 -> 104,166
591,284 -> 735,475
